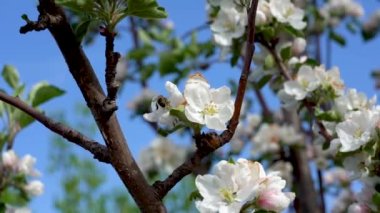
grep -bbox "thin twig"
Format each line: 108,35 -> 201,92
100,27 -> 120,114
0,92 -> 111,163
261,40 -> 334,142
153,0 -> 260,199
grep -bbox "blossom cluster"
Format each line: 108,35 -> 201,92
320,0 -> 364,27
144,73 -> 234,131
280,65 -> 344,106
1,150 -> 44,212
207,0 -> 306,47
195,158 -> 294,213
252,123 -> 302,156
138,136 -> 188,175
277,58 -> 380,211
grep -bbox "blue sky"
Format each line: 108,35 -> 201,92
1,0 -> 380,212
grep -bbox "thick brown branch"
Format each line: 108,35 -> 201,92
21,0 -> 165,211
153,0 -> 260,198
0,92 -> 110,163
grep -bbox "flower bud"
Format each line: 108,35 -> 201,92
2,150 -> 18,170
24,180 -> 44,196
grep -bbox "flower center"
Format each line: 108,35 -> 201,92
354,128 -> 363,139
285,7 -> 294,18
220,188 -> 236,204
300,79 -> 309,89
202,103 -> 219,116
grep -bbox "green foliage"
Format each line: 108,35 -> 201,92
0,65 -> 65,150
254,75 -> 273,90
125,0 -> 167,19
56,0 -> 167,42
28,82 -> 65,107
315,110 -> 341,122
373,192 -> 380,207
0,188 -> 29,207
2,65 -> 20,90
329,30 -> 346,46
280,46 -> 292,62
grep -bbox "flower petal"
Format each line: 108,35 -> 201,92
205,115 -> 226,131
210,86 -> 231,105
185,105 -> 204,124
165,81 -> 184,107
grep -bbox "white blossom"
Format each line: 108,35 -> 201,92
143,81 -> 185,128
252,124 -> 281,155
115,56 -> 128,83
5,206 -> 31,213
256,1 -> 272,26
291,37 -> 307,55
2,150 -> 18,170
315,66 -> 345,96
269,0 -> 306,30
18,154 -> 40,177
348,203 -> 371,213
342,152 -> 371,179
335,89 -> 376,115
252,124 -> 302,156
195,159 -> 294,213
284,65 -> 321,100
333,110 -> 379,152
184,73 -> 234,131
210,7 -> 247,46
24,180 -> 44,196
268,161 -> 293,186
138,137 -> 187,174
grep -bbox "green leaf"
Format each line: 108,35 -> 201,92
13,109 -> 35,128
283,25 -> 304,37
261,27 -> 275,41
188,190 -> 202,201
158,52 -> 179,76
304,58 -> 319,67
254,75 -> 272,89
56,0 -> 94,14
2,65 -> 20,89
28,82 -> 65,107
0,188 -> 29,206
0,203 -> 5,212
329,31 -> 346,46
315,110 -> 340,122
280,46 -> 292,61
362,29 -> 378,41
13,84 -> 26,97
372,192 -> 380,206
74,19 -> 92,42
126,0 -> 167,19
0,102 -> 4,117
263,55 -> 274,70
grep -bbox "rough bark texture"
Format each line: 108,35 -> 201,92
21,0 -> 166,211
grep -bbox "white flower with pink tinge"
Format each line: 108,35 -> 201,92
195,158 -> 294,213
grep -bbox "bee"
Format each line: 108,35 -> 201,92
155,95 -> 170,110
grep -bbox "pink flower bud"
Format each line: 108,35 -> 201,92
257,189 -> 295,212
